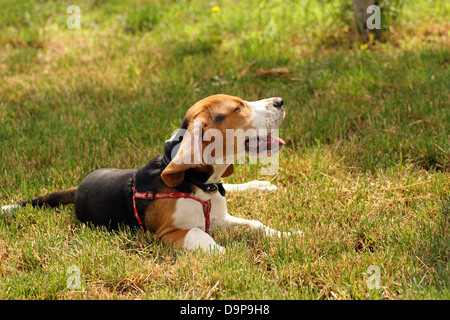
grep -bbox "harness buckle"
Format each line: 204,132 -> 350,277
205,184 -> 218,192
145,191 -> 154,200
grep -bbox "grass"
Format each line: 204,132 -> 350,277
0,0 -> 449,299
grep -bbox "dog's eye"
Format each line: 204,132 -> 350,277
234,103 -> 244,112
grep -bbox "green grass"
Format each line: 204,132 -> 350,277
0,0 -> 449,299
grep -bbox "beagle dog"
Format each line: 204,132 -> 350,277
1,94 -> 299,253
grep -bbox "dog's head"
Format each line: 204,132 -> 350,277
161,94 -> 285,187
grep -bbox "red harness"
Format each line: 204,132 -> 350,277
132,185 -> 211,233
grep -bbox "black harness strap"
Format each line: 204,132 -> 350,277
183,175 -> 226,197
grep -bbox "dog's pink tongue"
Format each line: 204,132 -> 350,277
276,137 -> 286,145
247,136 -> 286,149
269,136 -> 285,147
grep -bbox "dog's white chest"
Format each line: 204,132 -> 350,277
171,190 -> 227,232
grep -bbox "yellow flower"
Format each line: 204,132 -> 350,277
211,5 -> 220,13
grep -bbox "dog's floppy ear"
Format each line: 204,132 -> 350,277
161,120 -> 205,187
221,164 -> 234,178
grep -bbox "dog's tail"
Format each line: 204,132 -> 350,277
1,187 -> 78,215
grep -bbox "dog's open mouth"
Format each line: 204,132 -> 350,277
245,135 -> 286,155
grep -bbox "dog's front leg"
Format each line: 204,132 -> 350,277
161,228 -> 225,253
223,181 -> 277,193
219,214 -> 301,238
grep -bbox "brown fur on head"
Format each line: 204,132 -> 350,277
161,94 -> 253,187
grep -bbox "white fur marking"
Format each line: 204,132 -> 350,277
172,198 -> 205,230
217,214 -> 302,238
1,204 -> 20,215
184,228 -> 224,253
223,181 -> 277,193
245,98 -> 285,130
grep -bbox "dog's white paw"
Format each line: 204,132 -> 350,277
196,244 -> 225,255
211,245 -> 226,254
287,230 -> 303,237
264,228 -> 303,238
244,181 -> 277,193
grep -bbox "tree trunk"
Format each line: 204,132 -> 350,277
353,0 -> 376,40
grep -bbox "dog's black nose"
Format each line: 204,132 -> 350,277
273,97 -> 284,108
